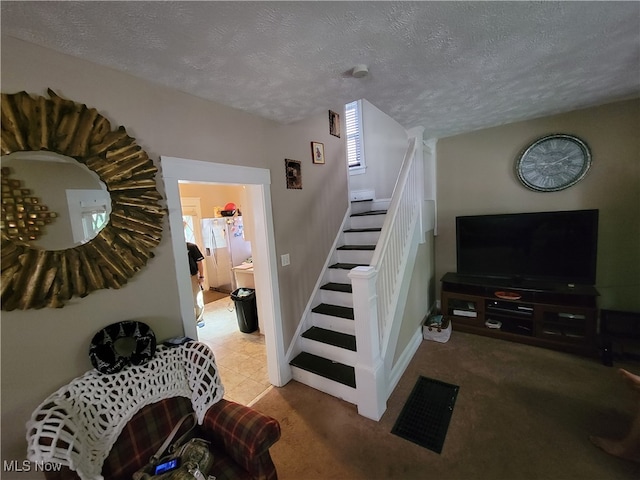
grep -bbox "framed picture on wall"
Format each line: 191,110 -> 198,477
329,110 -> 340,137
285,159 -> 302,189
311,142 -> 325,164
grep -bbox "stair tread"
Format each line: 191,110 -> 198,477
302,326 -> 356,351
351,210 -> 387,217
312,303 -> 354,320
320,282 -> 352,293
329,262 -> 368,270
344,227 -> 382,233
290,352 -> 356,388
337,244 -> 376,250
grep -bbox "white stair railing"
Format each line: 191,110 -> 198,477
371,137 -> 420,349
349,136 -> 422,420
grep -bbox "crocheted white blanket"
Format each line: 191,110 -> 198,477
26,341 -> 224,480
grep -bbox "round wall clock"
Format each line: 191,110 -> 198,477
515,134 -> 591,192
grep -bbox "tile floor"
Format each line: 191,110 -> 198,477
197,295 -> 272,406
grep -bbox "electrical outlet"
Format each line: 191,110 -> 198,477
281,254 -> 290,266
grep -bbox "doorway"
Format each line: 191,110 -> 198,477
161,156 -> 289,396
179,183 -> 269,404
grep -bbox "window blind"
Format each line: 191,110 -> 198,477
345,101 -> 362,168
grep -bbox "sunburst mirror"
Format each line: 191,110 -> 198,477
1,89 -> 164,310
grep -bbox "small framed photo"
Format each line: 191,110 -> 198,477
311,142 -> 325,164
329,110 -> 341,138
285,159 -> 302,189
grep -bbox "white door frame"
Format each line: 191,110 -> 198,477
161,156 -> 289,387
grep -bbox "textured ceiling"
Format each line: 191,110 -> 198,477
2,1 -> 639,138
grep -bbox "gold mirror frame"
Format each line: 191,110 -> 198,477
1,90 -> 164,310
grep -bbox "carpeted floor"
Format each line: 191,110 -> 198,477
251,331 -> 640,480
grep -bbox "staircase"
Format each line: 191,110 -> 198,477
288,136 -> 427,420
289,199 -> 386,403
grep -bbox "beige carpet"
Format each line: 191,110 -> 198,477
252,331 -> 639,480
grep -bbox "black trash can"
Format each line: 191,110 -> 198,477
231,288 -> 258,333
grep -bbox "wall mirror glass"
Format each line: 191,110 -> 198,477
1,89 -> 164,310
2,151 -> 112,250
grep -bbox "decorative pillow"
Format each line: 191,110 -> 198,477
89,321 -> 156,374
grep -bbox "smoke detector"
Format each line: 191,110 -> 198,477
352,64 -> 369,78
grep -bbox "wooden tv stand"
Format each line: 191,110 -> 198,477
441,272 -> 599,356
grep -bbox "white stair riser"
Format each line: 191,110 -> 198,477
320,289 -> 353,307
291,368 -> 357,404
312,313 -> 355,335
299,337 -> 357,366
351,201 -> 374,215
336,249 -> 374,264
372,200 -> 391,211
326,268 -> 353,284
344,231 -> 381,245
350,214 -> 386,229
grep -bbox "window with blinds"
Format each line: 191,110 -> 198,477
345,100 -> 364,172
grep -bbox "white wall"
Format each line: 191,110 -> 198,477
349,99 -> 408,200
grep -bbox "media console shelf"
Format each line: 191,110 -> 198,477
441,272 -> 599,356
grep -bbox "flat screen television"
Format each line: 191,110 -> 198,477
456,209 -> 598,287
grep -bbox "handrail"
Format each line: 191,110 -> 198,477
370,137 -> 421,350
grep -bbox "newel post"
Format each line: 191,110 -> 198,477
349,266 -> 387,420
